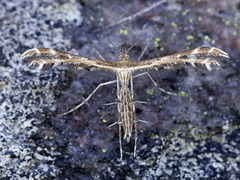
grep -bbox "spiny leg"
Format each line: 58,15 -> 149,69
135,72 -> 177,95
60,79 -> 117,116
130,73 -> 138,157
119,116 -> 123,160
116,75 -> 123,159
106,72 -> 174,129
107,121 -> 120,128
104,100 -> 147,106
104,72 -> 151,108
133,108 -> 138,158
131,72 -> 176,157
138,119 -> 150,124
104,102 -> 117,106
106,100 -> 146,128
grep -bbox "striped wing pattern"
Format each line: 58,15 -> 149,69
134,47 -> 229,71
21,45 -> 229,159
21,47 -> 229,72
21,48 -> 116,71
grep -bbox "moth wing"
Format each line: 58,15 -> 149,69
132,47 -> 229,71
21,48 -> 116,71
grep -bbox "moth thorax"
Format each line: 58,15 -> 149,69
119,53 -> 130,62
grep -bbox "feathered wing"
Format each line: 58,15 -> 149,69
21,47 -> 229,72
21,48 -> 116,71
132,47 -> 229,71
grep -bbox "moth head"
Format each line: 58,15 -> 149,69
119,53 -> 130,62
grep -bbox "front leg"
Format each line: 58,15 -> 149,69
60,79 -> 117,116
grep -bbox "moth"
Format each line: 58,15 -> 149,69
21,30 -> 229,159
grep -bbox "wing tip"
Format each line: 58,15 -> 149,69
202,46 -> 229,59
21,48 -> 40,60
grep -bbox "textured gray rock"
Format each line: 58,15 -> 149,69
0,0 -> 239,179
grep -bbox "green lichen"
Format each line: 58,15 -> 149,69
120,28 -> 128,35
102,148 -> 106,153
206,8 -> 211,13
147,88 -> 154,95
204,35 -> 211,42
164,96 -> 169,101
189,18 -> 194,23
233,31 -> 237,36
154,38 -> 161,47
186,35 -> 194,40
171,22 -> 178,28
180,91 -> 188,97
225,20 -> 230,25
160,118 -> 239,171
100,117 -> 107,123
150,133 -> 160,139
183,9 -> 189,16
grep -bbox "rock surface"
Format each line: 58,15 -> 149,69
0,0 -> 239,179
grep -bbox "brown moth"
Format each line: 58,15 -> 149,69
21,30 -> 229,159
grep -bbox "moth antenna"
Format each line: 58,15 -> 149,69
137,36 -> 151,61
126,23 -> 147,54
101,24 -> 121,54
88,42 -> 106,61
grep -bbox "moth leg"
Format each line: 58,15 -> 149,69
130,73 -> 138,158
60,79 -> 117,116
104,74 -> 149,108
107,121 -> 121,128
133,109 -> 137,158
134,72 -> 177,95
119,117 -> 123,160
135,100 -> 148,104
104,100 -> 147,106
138,119 -> 151,124
145,72 -> 177,95
133,72 -> 149,78
104,102 -> 117,106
